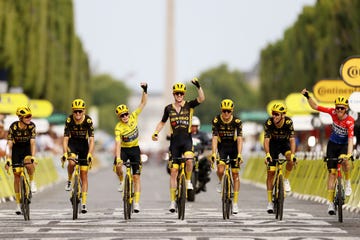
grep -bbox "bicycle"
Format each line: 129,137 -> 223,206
123,159 -> 135,220
324,156 -> 348,223
8,162 -> 32,221
171,157 -> 189,220
187,153 -> 198,202
220,158 -> 235,220
270,158 -> 287,221
66,156 -> 82,220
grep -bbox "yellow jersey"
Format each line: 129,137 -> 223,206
114,108 -> 141,148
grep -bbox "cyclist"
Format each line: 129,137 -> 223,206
190,116 -> 211,193
301,89 -> 354,215
61,99 -> 94,214
113,82 -> 148,213
264,103 -> 296,213
211,99 -> 243,214
152,78 -> 205,212
5,106 -> 37,214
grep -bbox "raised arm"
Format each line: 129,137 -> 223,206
301,88 -> 318,110
191,78 -> 205,103
138,82 -> 148,111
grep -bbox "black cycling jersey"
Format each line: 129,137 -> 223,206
212,114 -> 242,145
7,121 -> 36,166
264,116 -> 295,141
64,115 -> 94,164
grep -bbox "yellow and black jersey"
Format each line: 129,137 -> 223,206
7,121 -> 36,145
161,99 -> 200,136
114,108 -> 141,148
64,115 -> 94,140
264,116 -> 294,140
212,115 -> 242,143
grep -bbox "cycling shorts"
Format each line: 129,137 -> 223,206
267,140 -> 291,167
121,146 -> 142,175
326,140 -> 347,170
217,142 -> 239,169
68,139 -> 89,166
11,144 -> 31,167
169,133 -> 193,165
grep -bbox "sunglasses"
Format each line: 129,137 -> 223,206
73,110 -> 83,114
335,106 -> 346,111
24,115 -> 32,119
174,92 -> 184,96
120,112 -> 129,118
222,110 -> 232,114
272,112 -> 280,117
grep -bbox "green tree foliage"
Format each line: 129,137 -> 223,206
0,0 -> 90,112
259,0 -> 360,106
186,64 -> 259,125
91,74 -> 131,134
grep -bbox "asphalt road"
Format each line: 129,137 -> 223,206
1,158 -> 360,239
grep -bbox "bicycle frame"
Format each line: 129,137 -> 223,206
123,159 -> 134,220
13,163 -> 32,221
220,158 -> 235,220
272,158 -> 286,221
325,157 -> 345,222
68,157 -> 81,220
171,157 -> 188,220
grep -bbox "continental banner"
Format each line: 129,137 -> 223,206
313,80 -> 360,103
340,56 -> 360,87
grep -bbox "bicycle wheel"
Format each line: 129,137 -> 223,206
222,174 -> 230,219
273,176 -> 278,216
123,176 -> 131,220
177,174 -> 186,220
276,175 -> 284,221
20,176 -> 30,221
336,179 -> 344,223
72,175 -> 79,220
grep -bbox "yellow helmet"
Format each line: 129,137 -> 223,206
72,99 -> 86,109
115,104 -> 129,116
220,99 -> 234,110
16,106 -> 32,117
334,96 -> 348,106
271,103 -> 287,113
172,83 -> 186,93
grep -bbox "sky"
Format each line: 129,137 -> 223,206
73,0 -> 316,93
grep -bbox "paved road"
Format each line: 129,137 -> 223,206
1,159 -> 360,239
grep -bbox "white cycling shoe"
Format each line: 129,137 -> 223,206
30,181 -> 37,193
15,204 -> 21,215
65,181 -> 72,191
186,180 -> 193,190
327,202 -> 335,215
169,201 -> 176,213
284,179 -> 291,192
345,180 -> 352,196
232,203 -> 239,214
118,182 -> 123,192
267,202 -> 274,214
134,203 -> 140,213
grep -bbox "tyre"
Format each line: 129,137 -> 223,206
123,176 -> 131,220
336,179 -> 343,223
177,175 -> 186,220
222,175 -> 230,219
277,175 -> 284,221
273,177 -> 278,217
20,176 -> 29,221
72,176 -> 79,220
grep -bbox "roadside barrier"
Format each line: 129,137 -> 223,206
242,156 -> 360,212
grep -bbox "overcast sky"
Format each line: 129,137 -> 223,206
74,0 -> 316,93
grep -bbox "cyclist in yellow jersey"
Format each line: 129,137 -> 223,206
263,103 -> 296,213
61,99 -> 94,214
211,99 -> 243,214
152,78 -> 205,212
5,106 -> 37,215
113,82 -> 148,213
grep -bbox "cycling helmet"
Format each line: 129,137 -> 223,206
220,99 -> 234,110
192,116 -> 201,128
16,106 -> 32,118
115,104 -> 129,116
334,96 -> 348,106
172,83 -> 186,93
271,103 -> 287,113
71,99 -> 86,109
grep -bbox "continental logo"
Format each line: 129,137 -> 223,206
313,80 -> 360,103
340,56 -> 360,87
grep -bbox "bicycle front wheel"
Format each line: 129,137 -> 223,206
72,176 -> 79,220
20,176 -> 30,221
336,179 -> 344,223
222,174 -> 231,220
177,174 -> 186,220
276,175 -> 284,221
123,176 -> 132,220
